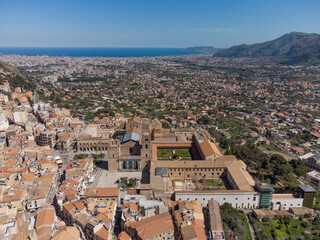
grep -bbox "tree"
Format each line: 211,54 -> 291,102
27,96 -> 33,106
290,159 -> 309,177
270,154 -> 293,177
162,122 -> 170,129
266,129 -> 273,139
197,116 -> 212,125
282,173 -> 299,191
219,203 -> 246,238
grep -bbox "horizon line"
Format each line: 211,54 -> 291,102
0,46 -> 218,49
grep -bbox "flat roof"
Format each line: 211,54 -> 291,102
299,184 -> 316,193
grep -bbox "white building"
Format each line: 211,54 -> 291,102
13,111 -> 28,123
271,194 -> 303,210
304,153 -> 320,171
0,93 -> 8,103
0,115 -> 9,131
305,170 -> 320,190
175,190 -> 260,209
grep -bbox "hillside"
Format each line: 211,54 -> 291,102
213,32 -> 320,64
0,60 -> 35,91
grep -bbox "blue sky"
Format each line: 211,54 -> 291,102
0,0 -> 319,47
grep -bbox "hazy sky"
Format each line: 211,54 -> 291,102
0,0 -> 320,48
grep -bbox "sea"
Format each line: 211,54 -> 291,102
0,47 -> 200,57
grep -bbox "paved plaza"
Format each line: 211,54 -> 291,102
90,168 -> 142,188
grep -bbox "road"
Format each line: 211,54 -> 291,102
46,149 -> 75,204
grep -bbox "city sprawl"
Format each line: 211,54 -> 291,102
0,54 -> 320,240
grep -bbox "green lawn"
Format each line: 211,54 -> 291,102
93,153 -> 105,160
75,154 -> 89,159
157,149 -> 193,160
121,179 -> 136,189
157,149 -> 173,157
175,149 -> 191,157
200,179 -> 224,187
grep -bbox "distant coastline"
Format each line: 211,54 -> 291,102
0,47 -> 202,57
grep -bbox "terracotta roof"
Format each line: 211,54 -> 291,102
52,227 -> 80,240
35,205 -> 55,229
1,190 -> 23,203
96,188 -> 120,197
129,202 -> 138,211
272,194 -> 298,199
36,226 -> 53,239
199,141 -> 222,157
95,226 -> 109,240
226,160 -> 255,191
290,146 -> 304,152
155,156 -> 236,169
126,127 -> 140,134
118,231 -> 131,240
127,117 -> 140,123
21,172 -> 35,182
181,225 -> 197,240
62,202 -> 76,214
129,212 -> 173,240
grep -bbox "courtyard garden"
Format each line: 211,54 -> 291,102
120,178 -> 137,189
157,149 -> 193,161
199,179 -> 225,190
75,154 -> 89,159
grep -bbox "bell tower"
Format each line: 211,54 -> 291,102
107,139 -> 120,171
141,130 -> 152,170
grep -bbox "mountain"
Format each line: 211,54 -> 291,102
186,46 -> 223,53
0,60 -> 35,91
213,32 -> 320,64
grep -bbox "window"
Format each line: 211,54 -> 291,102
253,197 -> 256,201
